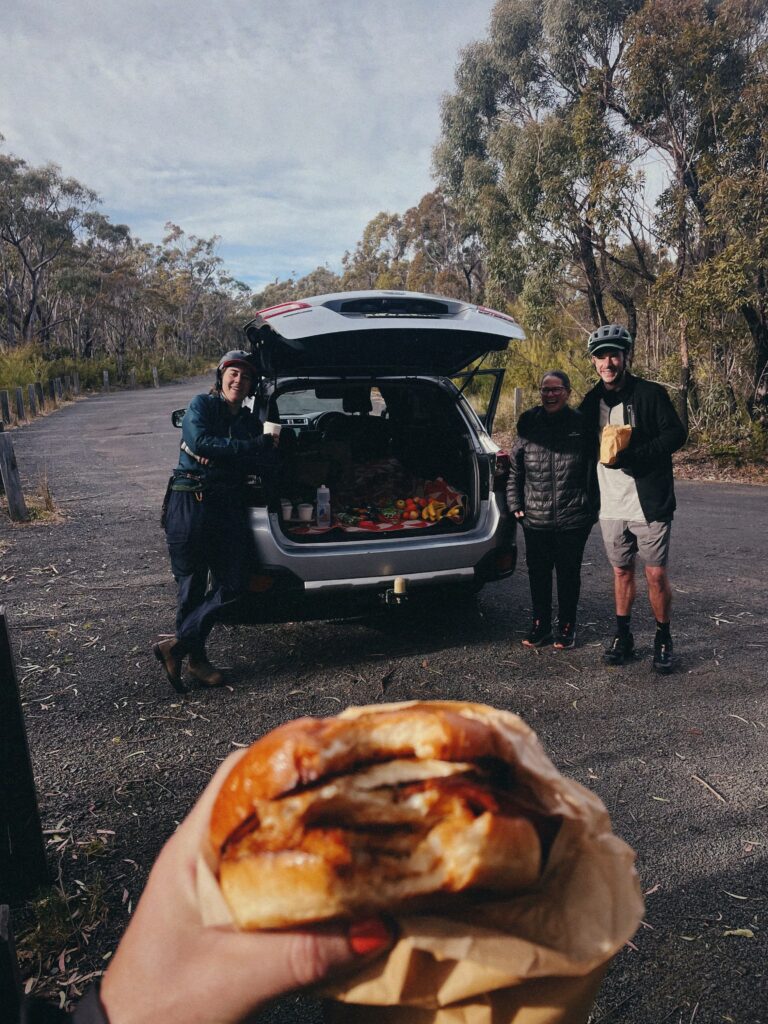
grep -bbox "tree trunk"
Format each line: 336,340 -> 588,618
678,315 -> 690,433
739,301 -> 768,422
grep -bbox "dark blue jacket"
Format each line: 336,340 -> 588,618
174,393 -> 278,491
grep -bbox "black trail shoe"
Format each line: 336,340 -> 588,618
554,622 -> 577,649
653,635 -> 674,674
522,620 -> 553,647
604,633 -> 635,665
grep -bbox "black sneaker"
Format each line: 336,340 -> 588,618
603,633 -> 635,665
653,635 -> 674,674
554,622 -> 576,649
522,620 -> 553,647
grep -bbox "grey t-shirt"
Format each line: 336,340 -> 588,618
597,399 -> 645,520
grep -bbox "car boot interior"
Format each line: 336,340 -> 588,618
263,381 -> 476,541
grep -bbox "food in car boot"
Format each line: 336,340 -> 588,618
209,702 -> 550,930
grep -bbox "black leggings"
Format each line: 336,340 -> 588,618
522,525 -> 592,626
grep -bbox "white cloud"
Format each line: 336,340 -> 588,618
1,0 -> 493,289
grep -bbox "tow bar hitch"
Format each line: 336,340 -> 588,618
382,577 -> 408,606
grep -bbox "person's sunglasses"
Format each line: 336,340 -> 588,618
540,386 -> 566,394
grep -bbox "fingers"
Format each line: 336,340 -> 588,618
172,750 -> 247,853
214,917 -> 396,1003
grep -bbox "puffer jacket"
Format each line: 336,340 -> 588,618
506,405 -> 596,531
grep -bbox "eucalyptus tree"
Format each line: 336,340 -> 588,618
0,154 -> 98,350
434,0 -> 648,333
618,0 -> 768,421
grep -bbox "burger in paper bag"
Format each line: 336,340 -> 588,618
209,703 -> 555,930
600,424 -> 632,466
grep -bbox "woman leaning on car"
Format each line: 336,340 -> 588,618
506,370 -> 597,650
153,351 -> 281,692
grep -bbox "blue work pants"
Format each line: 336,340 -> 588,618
164,489 -> 253,656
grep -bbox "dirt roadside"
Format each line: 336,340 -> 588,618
1,383 -> 766,1024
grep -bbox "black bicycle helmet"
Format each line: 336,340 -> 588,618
216,350 -> 257,395
587,324 -> 633,356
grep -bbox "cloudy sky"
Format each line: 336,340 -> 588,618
1,0 -> 495,291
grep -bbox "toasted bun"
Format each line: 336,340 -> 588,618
210,703 -> 545,929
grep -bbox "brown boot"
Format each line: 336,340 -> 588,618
188,653 -> 225,688
153,637 -> 188,694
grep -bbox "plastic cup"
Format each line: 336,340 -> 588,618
263,421 -> 282,438
280,500 -> 294,520
297,503 -> 313,522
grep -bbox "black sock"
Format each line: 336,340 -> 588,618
616,614 -> 631,637
655,620 -> 671,640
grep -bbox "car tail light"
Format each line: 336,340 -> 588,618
477,306 -> 520,326
256,301 -> 311,319
494,450 -> 510,478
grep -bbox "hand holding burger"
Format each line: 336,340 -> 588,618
94,752 -> 394,1024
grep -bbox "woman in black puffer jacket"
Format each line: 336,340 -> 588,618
507,370 -> 597,649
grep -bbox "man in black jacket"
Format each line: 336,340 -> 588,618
579,325 -> 687,673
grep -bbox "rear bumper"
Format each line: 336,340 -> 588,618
247,498 -> 514,592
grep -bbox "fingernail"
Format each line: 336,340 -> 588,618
348,916 -> 394,956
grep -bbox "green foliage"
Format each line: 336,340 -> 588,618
0,343 -> 210,393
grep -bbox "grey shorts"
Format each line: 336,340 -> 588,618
599,519 -> 672,569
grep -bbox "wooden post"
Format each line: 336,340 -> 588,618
34,382 -> 45,410
48,380 -> 57,406
64,374 -> 72,396
0,905 -> 22,1024
0,435 -> 29,521
103,370 -> 110,393
27,385 -> 37,418
0,607 -> 48,901
1,391 -> 11,425
54,378 -> 63,402
13,389 -> 25,423
513,387 -> 523,420
152,366 -> 160,389
73,371 -> 80,395
129,368 -> 137,389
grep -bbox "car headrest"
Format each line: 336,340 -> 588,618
342,390 -> 372,415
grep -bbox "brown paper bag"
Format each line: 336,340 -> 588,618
600,424 -> 632,466
197,701 -> 644,1024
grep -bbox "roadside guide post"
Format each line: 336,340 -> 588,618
0,607 -> 49,902
0,904 -> 22,1022
34,382 -> 45,410
102,370 -> 110,393
72,371 -> 80,396
14,389 -> 26,423
0,391 -> 11,425
514,386 -> 523,419
0,434 -> 29,521
27,385 -> 37,418
152,366 -> 160,389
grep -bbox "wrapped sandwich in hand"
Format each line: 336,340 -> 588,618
600,424 -> 632,466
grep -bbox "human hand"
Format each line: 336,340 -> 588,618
100,752 -> 395,1024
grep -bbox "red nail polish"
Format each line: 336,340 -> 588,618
348,917 -> 392,956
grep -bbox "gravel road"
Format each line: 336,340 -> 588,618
1,380 -> 766,1024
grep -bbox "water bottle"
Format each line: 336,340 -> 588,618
316,484 -> 331,527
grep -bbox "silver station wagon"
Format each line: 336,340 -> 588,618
193,289 -> 525,622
